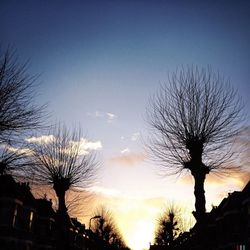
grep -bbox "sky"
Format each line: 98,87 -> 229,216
1,1 -> 250,249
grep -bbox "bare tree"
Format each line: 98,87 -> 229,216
147,66 -> 244,225
154,205 -> 182,248
32,185 -> 92,219
27,125 -> 98,216
0,49 -> 46,145
65,190 -> 93,218
0,144 -> 30,177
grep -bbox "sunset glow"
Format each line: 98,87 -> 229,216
1,1 -> 249,249
80,166 -> 250,249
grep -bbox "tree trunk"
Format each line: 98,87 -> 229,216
54,187 -> 70,250
57,190 -> 67,214
53,178 -> 70,215
192,170 -> 206,224
54,186 -> 71,226
187,141 -> 209,225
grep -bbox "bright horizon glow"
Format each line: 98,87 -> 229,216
127,220 -> 154,250
79,167 -> 249,250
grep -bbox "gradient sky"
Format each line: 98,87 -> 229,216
1,1 -> 250,249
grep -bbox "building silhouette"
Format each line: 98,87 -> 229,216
150,180 -> 250,250
0,174 -> 130,250
0,174 -> 86,249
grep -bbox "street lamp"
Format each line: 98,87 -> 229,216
89,215 -> 101,230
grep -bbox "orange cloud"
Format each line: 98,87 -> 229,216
178,125 -> 250,189
178,167 -> 250,211
179,168 -> 250,189
109,152 -> 146,166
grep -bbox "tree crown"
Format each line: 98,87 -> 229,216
147,66 -> 244,174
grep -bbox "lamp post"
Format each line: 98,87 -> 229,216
89,215 -> 101,230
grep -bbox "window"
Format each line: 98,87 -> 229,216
29,211 -> 34,230
12,205 -> 18,227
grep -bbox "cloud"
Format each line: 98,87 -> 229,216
179,166 -> 250,195
79,138 -> 102,151
106,112 -> 117,122
26,135 -> 102,155
110,152 -> 146,166
120,148 -> 130,154
70,138 -> 102,155
87,111 -> 117,123
131,132 -> 140,141
87,185 -> 121,197
25,135 -> 55,144
86,111 -> 103,118
3,145 -> 32,155
178,127 -> 250,189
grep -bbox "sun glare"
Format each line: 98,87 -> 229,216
124,220 -> 154,250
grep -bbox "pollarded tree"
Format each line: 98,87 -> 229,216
27,125 -> 98,216
147,66 -> 244,225
0,49 -> 46,145
32,185 -> 92,219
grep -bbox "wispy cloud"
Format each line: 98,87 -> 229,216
87,111 -> 117,123
87,111 -> 103,118
87,185 -> 121,197
119,132 -> 140,142
121,148 -> 130,154
110,152 -> 145,166
179,167 -> 250,191
131,132 -> 140,141
178,127 -> 250,191
106,112 -> 117,122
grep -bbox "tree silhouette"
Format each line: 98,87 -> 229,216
91,206 -> 127,249
32,185 -> 92,219
0,49 -> 46,145
154,205 -> 181,248
147,66 -> 244,225
0,145 -> 30,176
27,125 -> 98,250
27,125 -> 98,216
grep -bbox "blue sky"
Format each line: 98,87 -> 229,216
1,1 -> 250,249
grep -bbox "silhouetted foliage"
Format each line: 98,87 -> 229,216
154,205 -> 182,248
0,49 -> 46,145
147,66 -> 244,224
91,206 -> 127,249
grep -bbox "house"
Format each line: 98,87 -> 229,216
0,174 -> 96,250
0,174 -> 37,250
151,181 -> 250,250
34,198 -> 56,250
175,180 -> 250,250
